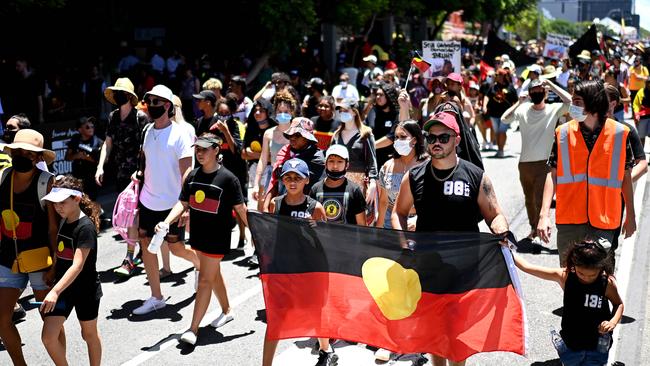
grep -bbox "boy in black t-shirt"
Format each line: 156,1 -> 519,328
310,145 -> 366,225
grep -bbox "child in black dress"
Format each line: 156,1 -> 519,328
511,241 -> 624,366
40,175 -> 103,366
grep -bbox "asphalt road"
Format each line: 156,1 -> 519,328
2,126 -> 649,366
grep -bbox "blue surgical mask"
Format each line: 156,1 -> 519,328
569,104 -> 587,122
276,112 -> 292,124
339,112 -> 353,123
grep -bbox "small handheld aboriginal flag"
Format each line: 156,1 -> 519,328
411,57 -> 432,73
249,211 -> 527,362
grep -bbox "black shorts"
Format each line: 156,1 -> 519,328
138,203 -> 185,241
45,292 -> 101,321
189,234 -> 231,257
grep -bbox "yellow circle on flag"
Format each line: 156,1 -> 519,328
195,190 -> 206,203
362,257 -> 422,320
250,141 -> 262,152
58,241 -> 65,252
1,210 -> 19,231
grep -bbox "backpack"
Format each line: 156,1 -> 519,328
0,167 -> 53,211
112,179 -> 139,245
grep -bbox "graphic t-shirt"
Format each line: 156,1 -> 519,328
67,135 -> 103,180
180,167 -> 244,247
310,179 -> 365,224
55,215 -> 101,299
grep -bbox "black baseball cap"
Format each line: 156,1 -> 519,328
192,90 -> 217,103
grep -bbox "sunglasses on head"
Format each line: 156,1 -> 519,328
145,98 -> 166,106
424,133 -> 455,144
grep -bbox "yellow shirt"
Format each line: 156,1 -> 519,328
0,152 -> 10,171
629,65 -> 649,91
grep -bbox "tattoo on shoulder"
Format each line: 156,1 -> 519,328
482,178 -> 495,198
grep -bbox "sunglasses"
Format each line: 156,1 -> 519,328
317,104 -> 331,109
145,98 -> 166,107
83,124 -> 95,130
424,133 -> 455,144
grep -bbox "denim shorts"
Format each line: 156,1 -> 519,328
558,347 -> 608,366
490,117 -> 510,133
0,264 -> 49,291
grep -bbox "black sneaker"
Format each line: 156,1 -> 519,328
12,304 -> 26,322
315,350 -> 338,366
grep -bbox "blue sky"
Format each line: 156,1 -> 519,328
639,0 -> 650,30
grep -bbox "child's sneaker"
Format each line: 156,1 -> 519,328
114,259 -> 136,277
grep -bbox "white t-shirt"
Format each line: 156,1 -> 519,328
502,102 -> 569,162
140,123 -> 193,211
331,84 -> 360,104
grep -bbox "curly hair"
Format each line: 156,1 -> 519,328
52,175 -> 102,232
273,90 -> 298,114
378,82 -> 400,113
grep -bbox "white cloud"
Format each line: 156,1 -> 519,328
638,0 -> 650,31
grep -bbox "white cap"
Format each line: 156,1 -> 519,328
144,84 -> 174,103
41,187 -> 83,202
362,55 -> 378,64
527,64 -> 543,74
326,144 -> 349,161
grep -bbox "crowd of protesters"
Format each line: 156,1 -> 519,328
0,30 -> 648,365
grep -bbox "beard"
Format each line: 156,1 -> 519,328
429,145 -> 454,159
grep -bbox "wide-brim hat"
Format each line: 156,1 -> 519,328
104,77 -> 138,106
540,65 -> 561,80
577,50 -> 592,61
3,129 -> 55,164
283,118 -> 318,143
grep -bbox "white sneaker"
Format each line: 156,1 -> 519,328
180,330 -> 197,345
375,348 -> 391,361
210,311 -> 234,328
132,296 -> 166,315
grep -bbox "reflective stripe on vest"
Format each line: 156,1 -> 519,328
557,122 -> 625,188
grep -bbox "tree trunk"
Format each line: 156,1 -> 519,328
429,10 -> 450,40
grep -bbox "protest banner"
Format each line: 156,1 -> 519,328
421,41 -> 461,78
543,33 -> 573,60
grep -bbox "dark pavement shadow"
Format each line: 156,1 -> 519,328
485,153 -> 516,159
620,315 -> 635,324
531,359 -> 561,366
516,238 -> 558,255
232,256 -> 259,271
552,307 -> 563,317
222,249 -> 246,262
107,294 -> 195,322
255,309 -> 266,324
98,265 -> 144,284
175,329 -> 255,355
157,267 -> 194,288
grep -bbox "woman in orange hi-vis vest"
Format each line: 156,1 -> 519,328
537,80 -> 636,267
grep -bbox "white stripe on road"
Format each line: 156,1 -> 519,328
610,171 -> 647,362
121,283 -> 262,366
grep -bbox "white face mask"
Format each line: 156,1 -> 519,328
339,111 -> 353,123
569,104 -> 587,122
393,139 -> 413,156
340,81 -> 348,88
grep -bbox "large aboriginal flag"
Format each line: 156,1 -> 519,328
248,212 -> 527,362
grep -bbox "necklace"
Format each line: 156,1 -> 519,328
430,158 -> 459,182
152,123 -> 170,140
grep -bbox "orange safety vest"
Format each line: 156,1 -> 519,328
555,119 -> 629,229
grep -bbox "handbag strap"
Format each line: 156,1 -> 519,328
8,172 -> 20,271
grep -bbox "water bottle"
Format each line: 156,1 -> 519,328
148,222 -> 169,254
597,332 -> 611,353
550,328 -> 568,354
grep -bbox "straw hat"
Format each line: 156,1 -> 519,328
540,65 -> 561,80
577,50 -> 592,62
104,77 -> 138,106
3,129 -> 55,164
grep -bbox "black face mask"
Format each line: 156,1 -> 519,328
113,92 -> 130,106
11,155 -> 35,173
2,130 -> 16,143
325,168 -> 346,180
530,92 -> 545,105
447,89 -> 458,97
148,105 -> 166,119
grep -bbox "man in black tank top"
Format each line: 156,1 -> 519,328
391,112 -> 510,365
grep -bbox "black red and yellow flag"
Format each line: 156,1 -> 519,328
248,211 -> 526,362
411,57 -> 432,73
